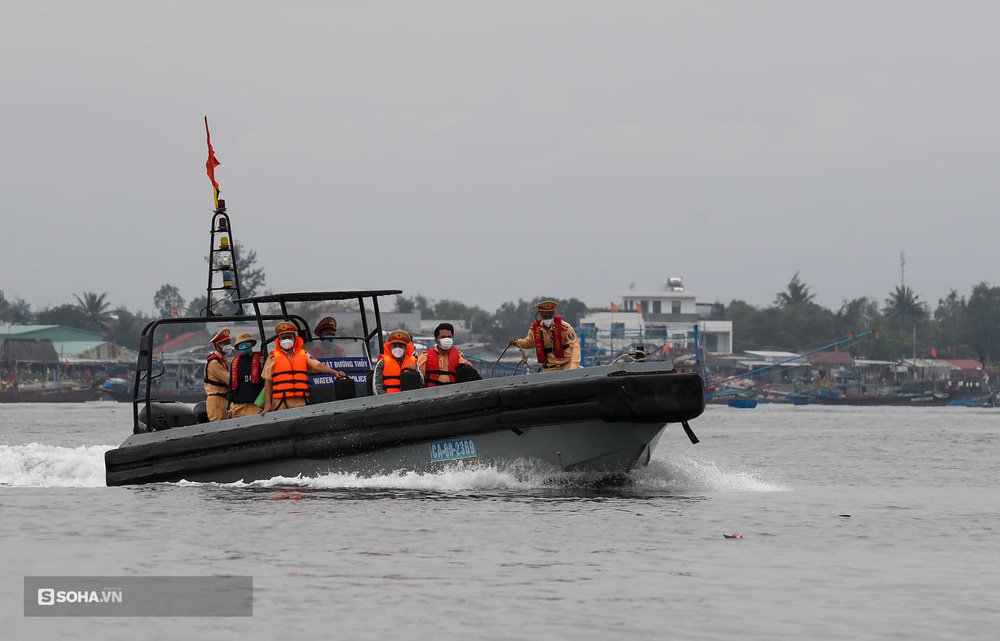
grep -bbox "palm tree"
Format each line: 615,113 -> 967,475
934,289 -> 965,353
73,291 -> 112,330
775,271 -> 815,308
883,285 -> 926,332
835,296 -> 881,335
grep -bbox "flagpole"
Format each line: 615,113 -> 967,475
636,303 -> 644,352
610,302 -> 617,362
205,116 -> 221,209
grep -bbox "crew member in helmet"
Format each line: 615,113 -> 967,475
204,327 -> 232,421
508,300 -> 581,371
373,329 -> 422,394
261,321 -> 347,414
416,322 -> 476,387
227,332 -> 266,418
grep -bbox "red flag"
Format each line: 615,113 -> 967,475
611,302 -> 618,313
205,116 -> 221,206
636,302 -> 643,315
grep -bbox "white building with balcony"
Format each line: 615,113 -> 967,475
578,279 -> 733,355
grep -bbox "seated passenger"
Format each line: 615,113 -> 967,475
373,330 -> 422,394
417,322 -> 477,387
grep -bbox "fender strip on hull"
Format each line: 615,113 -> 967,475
106,368 -> 704,485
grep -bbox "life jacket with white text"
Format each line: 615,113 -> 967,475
229,352 -> 264,404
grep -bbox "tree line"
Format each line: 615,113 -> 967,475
3,268 -> 1000,364
724,272 -> 1000,364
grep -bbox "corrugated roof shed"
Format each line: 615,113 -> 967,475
1,325 -> 134,363
0,325 -> 103,342
944,359 -> 983,371
1,338 -> 59,363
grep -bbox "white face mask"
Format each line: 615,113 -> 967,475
220,344 -> 233,355
390,346 -> 406,359
279,338 -> 295,350
438,337 -> 454,350
541,318 -> 554,328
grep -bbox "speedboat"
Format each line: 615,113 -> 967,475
104,289 -> 705,486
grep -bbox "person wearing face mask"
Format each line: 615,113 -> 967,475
227,332 -> 266,418
373,329 -> 422,394
308,316 -> 355,403
261,321 -> 347,414
508,300 -> 581,371
417,322 -> 475,387
309,316 -> 346,359
204,327 -> 232,422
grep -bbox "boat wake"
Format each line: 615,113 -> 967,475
202,464 -> 542,493
0,445 -> 788,493
633,457 -> 790,492
0,443 -> 113,488
190,457 -> 789,494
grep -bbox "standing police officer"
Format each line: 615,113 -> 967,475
204,328 -> 232,421
508,301 -> 581,371
261,321 -> 346,414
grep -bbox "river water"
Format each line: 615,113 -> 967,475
1,401 -> 997,640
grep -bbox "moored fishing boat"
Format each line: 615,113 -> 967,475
0,378 -> 107,403
99,376 -> 205,404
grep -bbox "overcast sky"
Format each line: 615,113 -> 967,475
2,1 -> 997,317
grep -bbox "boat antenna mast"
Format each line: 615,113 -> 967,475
203,117 -> 243,316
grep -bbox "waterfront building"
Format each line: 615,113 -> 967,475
577,279 -> 734,358
0,324 -> 136,380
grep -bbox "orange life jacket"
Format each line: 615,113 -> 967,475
271,337 -> 310,401
530,315 -> 564,364
380,342 -> 417,394
424,347 -> 461,387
